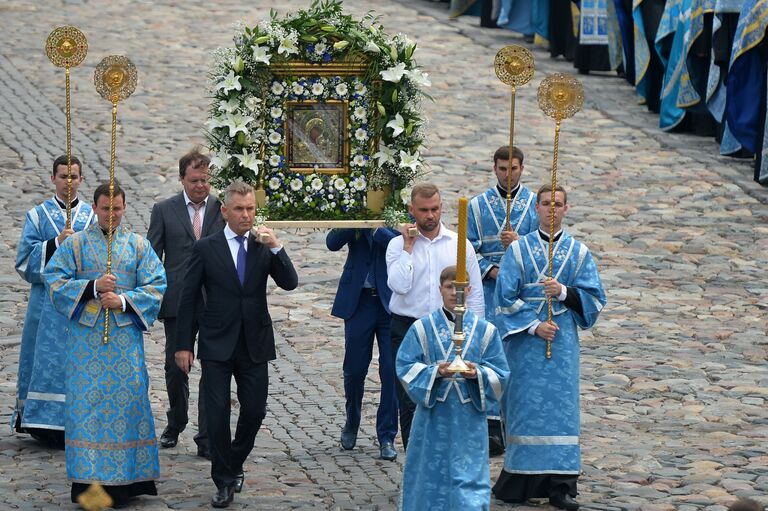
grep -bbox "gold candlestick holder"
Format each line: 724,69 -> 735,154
94,55 -> 138,344
46,26 -> 88,229
445,280 -> 471,373
537,72 -> 583,359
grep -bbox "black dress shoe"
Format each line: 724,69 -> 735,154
340,428 -> 357,450
211,485 -> 234,508
379,442 -> 397,461
549,492 -> 579,510
159,427 -> 180,449
234,472 -> 244,493
196,445 -> 210,459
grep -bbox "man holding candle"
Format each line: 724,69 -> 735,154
467,145 -> 539,455
492,184 -> 606,510
386,183 -> 484,451
396,265 -> 509,510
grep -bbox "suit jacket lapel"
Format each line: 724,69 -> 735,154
211,231 -> 242,289
171,193 -> 196,240
201,194 -> 219,237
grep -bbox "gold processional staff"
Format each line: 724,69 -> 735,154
93,55 -> 137,344
46,26 -> 88,228
537,73 -> 584,360
446,197 -> 471,373
494,45 -> 534,230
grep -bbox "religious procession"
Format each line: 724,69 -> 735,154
444,0 -> 768,185
2,0 -> 767,510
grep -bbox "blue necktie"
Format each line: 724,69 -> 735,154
235,235 -> 246,285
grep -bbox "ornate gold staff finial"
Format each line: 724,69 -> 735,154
494,45 -> 534,231
537,72 -> 583,360
46,26 -> 88,229
93,55 -> 137,344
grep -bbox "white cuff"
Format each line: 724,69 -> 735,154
557,284 -> 567,301
527,320 -> 542,336
119,294 -> 126,312
270,245 -> 282,254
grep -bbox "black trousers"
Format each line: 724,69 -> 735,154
390,313 -> 417,451
201,335 -> 268,490
163,317 -> 207,448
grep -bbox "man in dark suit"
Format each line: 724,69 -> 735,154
326,228 -> 400,461
147,149 -> 225,457
175,181 -> 298,508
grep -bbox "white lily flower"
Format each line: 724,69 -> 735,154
223,112 -> 254,137
290,178 -> 303,191
278,35 -> 298,56
271,81 -> 285,95
234,149 -> 262,173
405,68 -> 432,87
205,115 -> 226,131
311,178 -> 323,191
268,177 -> 281,190
380,62 -> 407,83
252,45 -> 271,65
363,41 -> 381,54
400,187 -> 412,204
216,71 -> 242,94
311,82 -> 325,95
373,144 -> 396,165
386,113 -> 405,137
352,106 -> 367,121
354,128 -> 368,141
243,96 -> 261,111
268,131 -> 282,144
218,98 -> 240,113
269,154 -> 282,167
399,150 -> 422,172
270,107 -> 283,119
335,83 -> 349,96
209,151 -> 230,169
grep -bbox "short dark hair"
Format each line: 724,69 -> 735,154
179,147 -> 211,177
411,183 -> 440,202
493,146 -> 524,166
93,181 -> 126,204
52,155 -> 83,177
537,184 -> 567,204
728,499 -> 764,511
440,265 -> 457,284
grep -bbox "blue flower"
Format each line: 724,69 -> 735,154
323,52 -> 332,62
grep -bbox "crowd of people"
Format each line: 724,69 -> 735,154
12,146 -> 610,510
431,0 -> 768,185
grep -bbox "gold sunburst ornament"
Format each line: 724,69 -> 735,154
494,45 -> 534,231
537,73 -> 583,360
93,55 -> 138,345
46,26 -> 88,228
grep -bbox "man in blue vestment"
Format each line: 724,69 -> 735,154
492,184 -> 606,510
326,227 -> 400,460
396,265 -> 509,511
13,155 -> 95,447
46,182 -> 167,507
468,145 -> 538,455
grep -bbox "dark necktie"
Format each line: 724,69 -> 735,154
235,235 -> 246,285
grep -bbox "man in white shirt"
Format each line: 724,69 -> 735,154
385,183 -> 484,451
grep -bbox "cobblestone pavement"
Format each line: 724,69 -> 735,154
1,1 -> 767,509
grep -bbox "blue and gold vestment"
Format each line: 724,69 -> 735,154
45,223 -> 166,486
396,309 -> 509,511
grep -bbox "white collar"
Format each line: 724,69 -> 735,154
183,190 -> 208,207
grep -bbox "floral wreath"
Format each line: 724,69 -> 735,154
205,0 -> 430,222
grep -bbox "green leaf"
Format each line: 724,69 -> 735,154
391,89 -> 398,103
405,122 -> 414,136
237,132 -> 246,145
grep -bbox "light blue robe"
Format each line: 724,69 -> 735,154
495,231 -> 605,475
468,186 -> 537,424
498,0 -> 534,36
396,309 -> 510,511
45,224 -> 166,485
13,198 -> 94,431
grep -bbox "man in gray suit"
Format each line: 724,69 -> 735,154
148,148 -> 225,457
